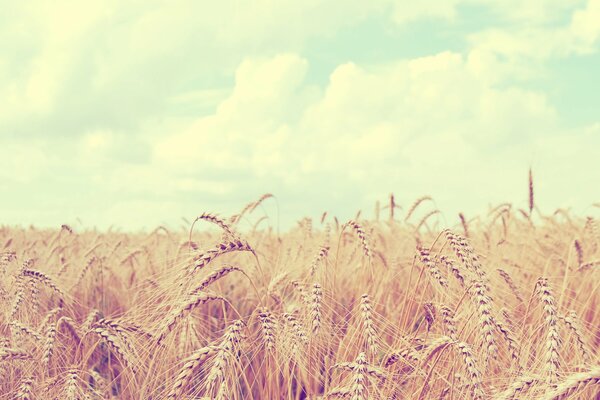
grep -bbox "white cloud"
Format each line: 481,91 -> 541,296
1,0 -> 596,135
469,0 -> 600,61
0,1 -> 382,135
571,0 -> 600,49
0,2 -> 111,124
155,54 -> 313,173
148,51 -> 568,223
1,0 -> 598,229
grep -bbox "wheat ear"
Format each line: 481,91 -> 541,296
470,280 -> 498,362
167,346 -> 218,399
192,212 -> 239,240
156,292 -> 225,344
494,375 -> 536,400
190,265 -> 242,295
190,240 -> 254,274
562,310 -> 591,363
88,327 -> 136,372
63,369 -> 79,399
359,294 -> 378,354
536,277 -> 561,384
16,375 -> 34,400
542,365 -> 600,400
0,347 -> 31,361
310,283 -> 322,335
22,269 -> 65,297
309,245 -> 329,276
454,341 -> 484,400
418,248 -> 448,289
205,320 -> 245,397
496,269 -> 524,303
9,320 -> 42,341
405,196 -> 432,222
345,220 -> 373,262
257,307 -> 276,353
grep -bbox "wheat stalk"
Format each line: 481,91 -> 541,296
156,292 -> 226,344
542,365 -> 600,400
494,375 -> 536,400
42,320 -> 58,369
310,245 -> 330,277
470,280 -> 498,362
81,309 -> 102,332
453,341 -> 484,400
438,255 -> 465,287
459,213 -> 469,238
444,230 -> 488,283
345,220 -> 373,262
439,304 -> 457,339
496,269 -> 524,303
28,277 -> 39,314
0,347 -> 31,361
283,313 -> 309,352
16,375 -> 34,400
328,352 -> 385,400
10,320 -> 42,341
22,269 -> 65,298
205,320 -> 245,397
63,369 -> 79,400
310,283 -> 322,335
574,239 -> 584,267
562,310 -> 591,363
528,168 -> 534,215
257,307 -> 276,353
167,346 -> 219,399
405,196 -> 432,222
57,316 -> 81,343
536,277 -> 561,384
494,317 -> 520,366
418,248 -> 448,289
192,212 -> 239,241
88,327 -> 136,372
190,265 -> 242,294
9,273 -> 26,319
189,240 -> 254,274
359,294 -> 378,354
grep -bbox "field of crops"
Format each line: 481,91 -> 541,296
1,194 -> 599,399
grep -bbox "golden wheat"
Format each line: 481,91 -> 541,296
0,195 -> 598,399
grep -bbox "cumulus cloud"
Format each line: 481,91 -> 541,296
0,0 -> 598,229
0,0 -> 384,137
149,50 -> 588,226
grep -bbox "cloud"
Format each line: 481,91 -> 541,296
469,0 -> 600,61
571,0 -> 600,48
147,50 -> 573,226
1,0 -> 596,139
155,54 -> 314,174
0,0 -> 598,229
0,1 -> 384,137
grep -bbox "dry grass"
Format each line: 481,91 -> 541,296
0,195 -> 599,399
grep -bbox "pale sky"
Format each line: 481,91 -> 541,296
1,1 -> 599,230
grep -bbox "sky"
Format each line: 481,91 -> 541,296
1,1 -> 599,231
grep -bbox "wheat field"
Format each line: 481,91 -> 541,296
1,194 -> 599,399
